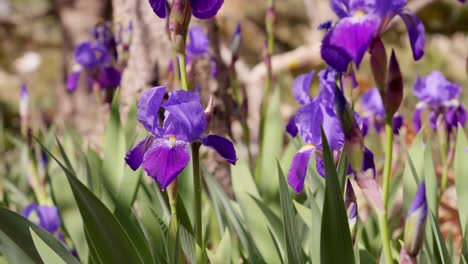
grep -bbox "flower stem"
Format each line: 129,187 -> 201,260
178,53 -> 189,91
191,143 -> 202,250
380,117 -> 394,264
378,211 -> 394,264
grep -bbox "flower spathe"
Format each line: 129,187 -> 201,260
125,85 -> 237,189
149,0 -> 224,19
321,0 -> 425,71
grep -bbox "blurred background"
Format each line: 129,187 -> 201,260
0,0 -> 467,247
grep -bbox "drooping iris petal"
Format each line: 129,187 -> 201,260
66,69 -> 82,92
292,71 -> 315,105
96,67 -> 121,89
149,0 -> 166,18
189,0 -> 224,19
445,105 -> 467,130
137,85 -> 167,134
288,145 -> 315,193
186,27 -> 210,56
202,135 -> 237,164
162,91 -> 206,141
412,104 -> 425,132
399,10 -> 425,61
22,203 -> 61,233
413,71 -> 461,106
125,136 -> 155,171
393,114 -> 404,134
428,110 -> 438,131
142,138 -> 190,189
321,14 -> 380,71
286,115 -> 299,137
360,88 -> 384,116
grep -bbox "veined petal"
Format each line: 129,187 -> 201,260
321,15 -> 380,71
137,85 -> 167,133
189,0 -> 224,19
202,135 -> 237,164
149,0 -> 166,18
292,71 -> 315,105
125,136 -> 155,171
142,138 -> 190,189
399,10 -> 425,61
288,145 -> 315,193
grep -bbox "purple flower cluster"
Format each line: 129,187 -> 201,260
412,71 -> 466,132
125,85 -> 237,189
67,22 -> 132,96
321,0 -> 425,72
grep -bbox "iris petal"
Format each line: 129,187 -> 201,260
399,10 -> 425,61
142,138 -> 190,189
125,136 -> 155,171
137,85 -> 167,134
189,0 -> 224,19
149,0 -> 166,18
288,145 -> 315,193
292,71 -> 315,105
66,70 -> 82,92
202,135 -> 237,164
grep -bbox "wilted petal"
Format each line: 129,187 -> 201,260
186,27 -> 210,56
399,10 -> 425,61
321,15 -> 380,71
189,0 -> 224,19
288,145 -> 315,193
142,138 -> 190,189
202,135 -> 237,164
125,136 -> 155,171
292,71 -> 315,105
137,85 -> 167,134
149,0 -> 166,18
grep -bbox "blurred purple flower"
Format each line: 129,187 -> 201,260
360,88 -> 404,135
149,0 -> 224,19
412,71 -> 466,132
125,85 -> 237,189
321,0 -> 425,71
22,203 -> 61,234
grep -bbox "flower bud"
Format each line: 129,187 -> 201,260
370,38 -> 387,94
403,181 -> 427,257
168,0 -> 192,54
384,50 -> 403,118
230,23 -> 242,64
20,84 -> 29,137
334,84 -> 364,172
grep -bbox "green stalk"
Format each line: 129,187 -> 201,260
191,143 -> 203,252
172,51 -> 181,83
378,211 -> 393,264
178,53 -> 189,91
380,117 -> 394,264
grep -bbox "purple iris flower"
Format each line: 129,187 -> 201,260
412,71 -> 466,132
169,27 -> 217,77
67,41 -> 122,92
22,203 -> 61,234
149,0 -> 224,19
321,0 -> 425,71
360,88 -> 404,134
125,85 -> 237,189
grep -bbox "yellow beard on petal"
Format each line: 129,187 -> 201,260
168,135 -> 177,148
299,144 -> 316,152
353,10 -> 366,17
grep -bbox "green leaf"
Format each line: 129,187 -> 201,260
85,150 -> 102,198
423,139 -> 437,215
359,248 -> 377,264
125,100 -> 139,149
257,89 -> 284,201
277,161 -> 304,264
454,128 -> 468,236
207,228 -> 232,264
401,130 -> 424,214
336,152 -> 349,191
176,194 -> 196,263
429,213 -> 450,264
319,128 -> 355,264
30,228 -> 66,264
0,207 -> 79,264
39,140 -> 144,264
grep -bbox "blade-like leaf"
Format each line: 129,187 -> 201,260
454,128 -> 468,235
423,139 -> 437,215
430,213 -> 450,264
320,128 -> 355,264
400,131 -> 424,213
277,161 -> 304,264
30,228 -> 66,264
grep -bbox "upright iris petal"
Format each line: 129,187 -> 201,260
292,71 -> 315,105
413,71 -> 461,106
